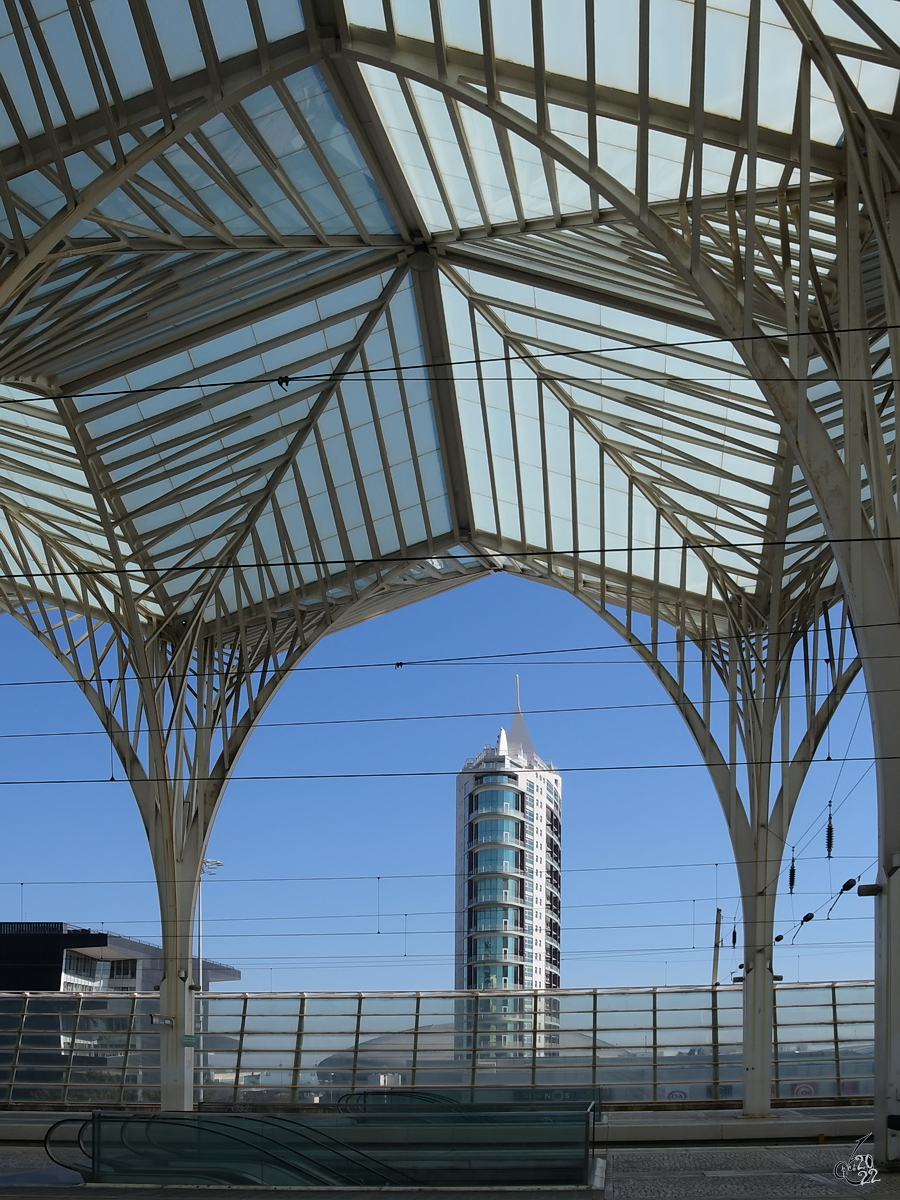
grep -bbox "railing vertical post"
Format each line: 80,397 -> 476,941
91,1111 -> 99,1182
411,994 -> 421,1090
470,996 -> 480,1104
233,996 -> 247,1107
772,985 -> 780,1103
584,1104 -> 592,1183
531,991 -> 539,1091
61,995 -> 77,1105
350,995 -> 362,1094
832,983 -> 842,1099
711,986 -> 720,1104
13,996 -> 25,1102
290,994 -> 304,1104
652,990 -> 659,1103
592,989 -> 599,1105
123,994 -> 137,1108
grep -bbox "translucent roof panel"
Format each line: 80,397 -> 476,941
69,268 -> 451,619
0,387 -> 155,617
440,260 -> 794,599
0,0 -> 305,151
0,0 -> 884,644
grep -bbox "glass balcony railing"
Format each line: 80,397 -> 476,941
471,922 -> 524,934
0,982 -> 875,1110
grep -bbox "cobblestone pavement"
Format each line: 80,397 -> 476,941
0,1146 -> 64,1174
603,1144 -> 892,1199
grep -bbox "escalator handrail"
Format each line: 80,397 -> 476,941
338,1089 -> 465,1114
110,1114 -> 357,1188
43,1117 -> 90,1172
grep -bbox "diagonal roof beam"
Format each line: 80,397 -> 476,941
306,1 -> 472,541
444,233 -> 724,337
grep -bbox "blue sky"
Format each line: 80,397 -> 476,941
0,572 -> 877,992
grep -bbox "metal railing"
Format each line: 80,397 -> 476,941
0,981 -> 874,1109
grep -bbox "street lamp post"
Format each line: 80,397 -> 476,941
197,858 -> 222,992
196,858 -> 221,1109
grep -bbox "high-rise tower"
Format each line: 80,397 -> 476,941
454,686 -> 561,990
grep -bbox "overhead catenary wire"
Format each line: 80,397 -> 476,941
0,318 -> 896,402
0,852 -> 871,889
0,688 -> 881,740
47,939 -> 868,966
68,891 -> 847,928
0,615 -> 885,688
0,750 -> 883,787
34,914 -> 867,942
6,536 -> 900,580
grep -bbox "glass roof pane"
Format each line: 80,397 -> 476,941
457,106 -> 517,224
595,0 -> 639,92
649,0 -> 694,107
355,68 -> 453,232
758,16 -> 803,133
257,0 -> 305,40
282,67 -> 398,236
89,0 -> 153,100
345,0 -> 387,33
489,0 -> 533,68
436,0 -> 482,54
705,6 -> 748,118
203,0 -> 257,60
148,0 -> 205,78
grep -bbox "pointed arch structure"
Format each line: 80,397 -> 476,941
0,0 -> 898,1146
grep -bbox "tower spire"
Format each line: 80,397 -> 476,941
508,677 -> 539,764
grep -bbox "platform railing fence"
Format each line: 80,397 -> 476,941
0,982 -> 874,1109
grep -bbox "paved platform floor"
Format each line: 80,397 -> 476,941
602,1144 -> 891,1198
0,1112 -> 889,1198
597,1108 -> 874,1146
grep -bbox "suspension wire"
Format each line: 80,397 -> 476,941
0,621 -> 890,687
1,319 -> 896,402
6,538 -> 900,579
0,686 -> 884,741
0,750 -> 883,786
0,852 -> 869,890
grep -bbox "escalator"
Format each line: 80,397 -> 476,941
47,1112 -> 413,1186
46,1105 -> 594,1186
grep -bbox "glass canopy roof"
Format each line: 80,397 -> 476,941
0,0 -> 890,649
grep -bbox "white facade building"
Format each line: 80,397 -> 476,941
454,700 -> 561,990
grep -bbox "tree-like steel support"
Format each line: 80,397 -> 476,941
0,459 -> 483,1108
471,521 -> 858,1115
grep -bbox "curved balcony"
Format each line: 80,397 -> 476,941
469,833 -> 526,850
469,953 -> 526,964
470,862 -> 525,876
470,919 -> 524,933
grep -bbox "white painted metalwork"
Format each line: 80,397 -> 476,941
0,0 -> 896,1147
